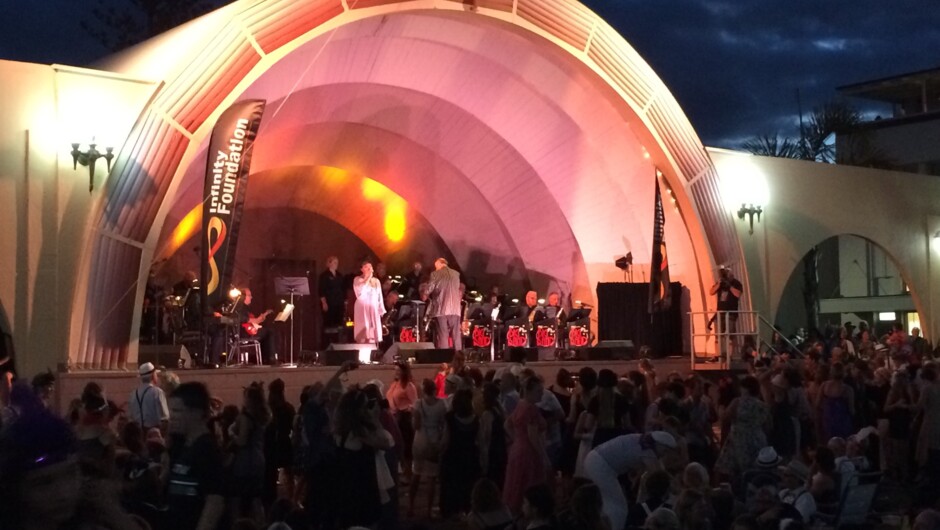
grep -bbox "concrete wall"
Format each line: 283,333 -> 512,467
711,148 -> 940,340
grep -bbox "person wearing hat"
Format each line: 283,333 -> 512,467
584,431 -> 677,530
777,460 -> 815,523
127,362 -> 169,432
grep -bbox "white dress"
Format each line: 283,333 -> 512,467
353,275 -> 386,344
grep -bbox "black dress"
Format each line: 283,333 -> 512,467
484,406 -> 507,488
334,433 -> 382,528
439,413 -> 481,519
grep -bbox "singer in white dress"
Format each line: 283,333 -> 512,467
353,260 -> 386,344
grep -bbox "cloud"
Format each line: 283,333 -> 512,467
581,0 -> 940,148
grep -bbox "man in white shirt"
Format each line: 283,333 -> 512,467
778,460 -> 816,523
585,431 -> 677,530
128,362 -> 169,432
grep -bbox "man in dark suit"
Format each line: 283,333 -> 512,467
427,258 -> 462,350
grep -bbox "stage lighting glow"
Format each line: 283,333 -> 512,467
384,202 -> 406,242
361,177 -> 386,200
229,288 -> 241,298
168,204 -> 202,252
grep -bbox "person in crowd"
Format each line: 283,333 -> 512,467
627,469 -> 673,528
166,382 -> 225,530
499,371 -> 521,417
584,431 -> 677,530
228,382 -> 271,525
1,382 -> 148,530
673,488 -> 714,530
409,378 -> 447,519
479,382 -> 508,488
387,360 -> 418,484
520,483 -> 558,530
440,387 -> 482,519
556,482 -> 610,530
885,370 -> 915,482
550,368 -> 578,481
332,385 -> 393,529
777,459 -> 816,523
809,446 -> 839,506
30,369 -> 56,410
363,382 -> 401,530
916,363 -> 940,480
129,362 -> 170,434
766,372 -> 798,460
682,375 -> 716,468
716,376 -> 768,484
644,507 -> 680,530
467,478 -> 514,530
503,374 -> 551,514
817,362 -> 855,443
263,378 -> 295,506
583,368 -> 630,448
76,383 -> 119,479
303,362 -> 357,528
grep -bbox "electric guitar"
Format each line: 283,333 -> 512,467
242,309 -> 273,336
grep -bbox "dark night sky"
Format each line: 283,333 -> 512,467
2,0 -> 938,148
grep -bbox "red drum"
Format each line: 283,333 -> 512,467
568,325 -> 590,347
535,325 -> 556,348
506,325 -> 529,348
472,325 -> 492,348
399,326 -> 417,343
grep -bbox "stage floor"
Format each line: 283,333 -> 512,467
57,357 -> 694,415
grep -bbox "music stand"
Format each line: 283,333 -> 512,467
274,277 -> 310,368
408,300 -> 426,342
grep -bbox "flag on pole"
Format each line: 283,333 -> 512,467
649,172 -> 672,313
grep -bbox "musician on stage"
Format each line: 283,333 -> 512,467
524,290 -> 544,323
353,260 -> 386,346
398,260 -> 424,299
427,258 -> 462,350
207,288 -> 276,366
319,256 -> 345,348
234,289 -> 278,365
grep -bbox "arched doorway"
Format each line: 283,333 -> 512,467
775,234 -> 921,340
70,0 -> 743,368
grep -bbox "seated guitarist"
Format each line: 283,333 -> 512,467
235,289 -> 278,365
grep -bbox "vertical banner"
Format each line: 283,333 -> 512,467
200,99 -> 266,317
649,171 -> 672,313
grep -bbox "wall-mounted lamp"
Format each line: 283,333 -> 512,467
737,203 -> 763,235
70,141 -> 114,192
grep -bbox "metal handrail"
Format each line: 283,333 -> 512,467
689,310 -> 801,369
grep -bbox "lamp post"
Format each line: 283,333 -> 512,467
70,140 -> 114,192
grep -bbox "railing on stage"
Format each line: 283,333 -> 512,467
687,310 -> 795,371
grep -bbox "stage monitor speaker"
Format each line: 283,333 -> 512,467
586,340 -> 636,360
139,344 -> 192,369
322,343 -> 376,366
414,348 -> 455,364
506,347 -> 539,363
382,342 -> 435,363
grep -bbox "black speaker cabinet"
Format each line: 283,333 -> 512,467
506,347 -> 539,363
414,348 -> 455,364
139,345 -> 192,369
382,342 -> 435,363
321,343 -> 374,366
585,340 -> 636,360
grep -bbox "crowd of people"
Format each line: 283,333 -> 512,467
1,319 -> 940,530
